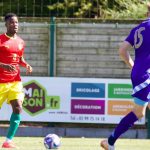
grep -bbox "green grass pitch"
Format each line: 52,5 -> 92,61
0,137 -> 150,150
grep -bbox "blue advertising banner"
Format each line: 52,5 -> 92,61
71,83 -> 105,98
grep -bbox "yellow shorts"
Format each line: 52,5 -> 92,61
0,81 -> 24,107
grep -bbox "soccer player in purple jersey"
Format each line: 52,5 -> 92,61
100,3 -> 150,150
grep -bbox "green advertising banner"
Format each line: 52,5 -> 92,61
108,84 -> 132,98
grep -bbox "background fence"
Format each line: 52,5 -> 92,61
0,22 -> 50,76
0,19 -> 136,78
0,0 -> 101,18
55,22 -> 135,78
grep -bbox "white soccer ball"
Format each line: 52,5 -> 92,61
44,134 -> 61,149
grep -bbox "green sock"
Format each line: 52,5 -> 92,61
7,113 -> 21,140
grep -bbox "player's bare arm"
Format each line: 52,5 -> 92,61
0,62 -> 16,72
119,41 -> 134,69
19,56 -> 32,74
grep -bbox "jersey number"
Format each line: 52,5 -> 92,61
134,27 -> 145,49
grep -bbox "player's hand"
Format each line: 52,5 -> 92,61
3,64 -> 16,72
26,64 -> 32,75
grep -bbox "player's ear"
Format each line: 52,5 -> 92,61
5,21 -> 9,28
147,12 -> 150,18
148,12 -> 150,17
5,21 -> 7,27
147,2 -> 150,17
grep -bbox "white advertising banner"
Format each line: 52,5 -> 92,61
0,77 -> 145,124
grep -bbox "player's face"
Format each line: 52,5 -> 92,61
5,16 -> 19,36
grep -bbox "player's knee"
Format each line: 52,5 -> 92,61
148,104 -> 150,109
13,106 -> 23,114
135,111 -> 145,119
10,99 -> 23,114
138,114 -> 144,119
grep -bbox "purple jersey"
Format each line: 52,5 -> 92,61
125,18 -> 150,101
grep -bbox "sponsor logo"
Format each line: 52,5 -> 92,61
71,83 -> 105,98
108,100 -> 134,115
108,84 -> 132,98
23,80 -> 60,116
71,99 -> 105,114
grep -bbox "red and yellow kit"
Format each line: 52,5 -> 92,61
0,33 -> 25,83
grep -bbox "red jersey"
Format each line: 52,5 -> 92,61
0,33 -> 25,83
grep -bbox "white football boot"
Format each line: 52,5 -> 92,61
100,140 -> 115,150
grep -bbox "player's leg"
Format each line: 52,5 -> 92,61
2,99 -> 23,148
101,97 -> 148,150
147,102 -> 150,109
0,83 -> 9,108
2,82 -> 24,148
7,99 -> 23,139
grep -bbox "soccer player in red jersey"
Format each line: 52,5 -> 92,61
0,13 -> 32,148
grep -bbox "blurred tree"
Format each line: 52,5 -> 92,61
107,0 -> 115,9
0,0 -> 148,19
48,0 -> 103,18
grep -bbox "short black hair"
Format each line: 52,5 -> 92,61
4,13 -> 17,22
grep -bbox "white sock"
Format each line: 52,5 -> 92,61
5,138 -> 12,142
